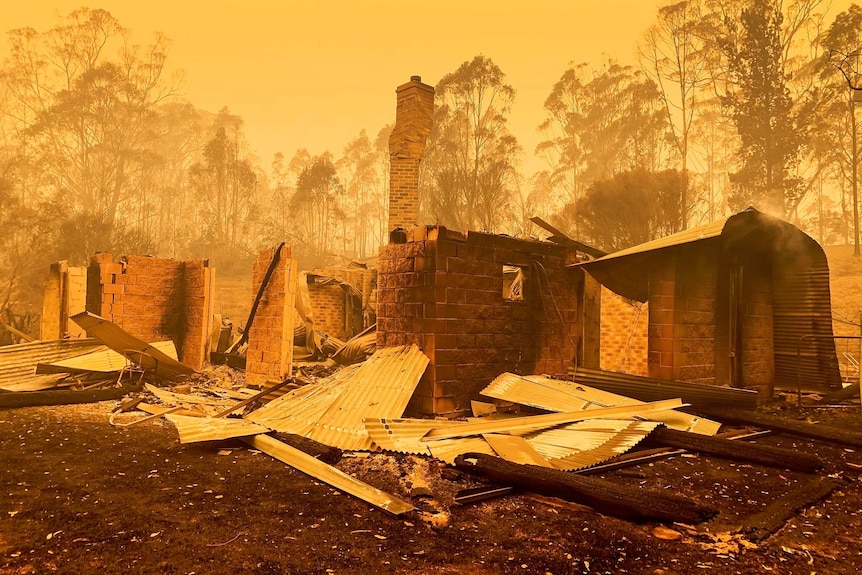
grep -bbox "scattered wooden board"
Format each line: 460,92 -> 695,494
242,434 -> 414,516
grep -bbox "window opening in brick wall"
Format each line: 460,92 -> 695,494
502,265 -> 526,301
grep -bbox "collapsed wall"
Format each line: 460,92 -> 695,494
377,226 -> 586,416
85,253 -> 215,369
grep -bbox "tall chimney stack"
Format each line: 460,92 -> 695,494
388,75 -> 435,232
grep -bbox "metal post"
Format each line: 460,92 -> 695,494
852,96 -> 860,256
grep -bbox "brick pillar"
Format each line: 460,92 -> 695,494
388,75 -> 435,232
246,245 -> 298,386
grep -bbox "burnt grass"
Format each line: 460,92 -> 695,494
1,399 -> 860,575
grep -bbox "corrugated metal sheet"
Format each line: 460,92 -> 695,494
363,418 -> 440,455
576,208 -> 842,392
70,312 -> 195,380
482,373 -> 720,435
165,414 -> 271,443
570,367 -> 757,410
247,345 -> 429,451
364,415 -> 658,470
0,339 -> 104,391
421,399 -> 682,441
245,364 -> 361,436
427,437 -> 496,464
772,255 -> 842,391
38,341 -> 177,374
482,434 -> 553,467
145,383 -> 235,414
527,420 -> 659,470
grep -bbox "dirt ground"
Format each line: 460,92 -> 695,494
1,393 -> 860,575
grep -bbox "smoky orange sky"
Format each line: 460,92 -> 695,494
4,1 -> 857,174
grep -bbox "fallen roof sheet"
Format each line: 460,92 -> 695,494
70,312 -> 195,380
245,364 -> 362,436
242,434 -> 414,516
0,338 -> 104,392
482,373 -> 720,436
247,345 -> 428,451
37,341 -> 178,375
570,367 -> 758,411
366,416 -> 660,471
165,414 -> 271,443
482,433 -> 553,467
421,399 -> 684,441
525,420 -> 659,471
145,383 -> 235,415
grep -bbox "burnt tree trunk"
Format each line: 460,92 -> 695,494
697,408 -> 862,449
741,478 -> 841,541
0,384 -> 141,409
647,427 -> 822,472
454,452 -> 716,524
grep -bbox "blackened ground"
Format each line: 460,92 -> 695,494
0,398 -> 860,575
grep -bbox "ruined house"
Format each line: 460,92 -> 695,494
579,208 -> 842,396
377,77 -> 597,416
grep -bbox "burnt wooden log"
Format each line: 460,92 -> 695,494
697,408 -> 862,449
454,452 -> 716,524
646,427 -> 823,472
741,478 -> 841,541
0,383 -> 141,409
271,432 -> 342,464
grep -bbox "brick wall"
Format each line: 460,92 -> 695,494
246,245 -> 298,386
377,226 -> 582,416
647,245 -> 719,384
600,286 -> 648,376
741,260 -> 775,393
41,261 -> 87,340
84,253 -> 215,369
388,76 -> 434,231
308,284 -> 346,340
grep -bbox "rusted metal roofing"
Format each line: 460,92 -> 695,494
482,373 -> 720,435
0,338 -> 104,391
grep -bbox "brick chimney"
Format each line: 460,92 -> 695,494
388,75 -> 435,232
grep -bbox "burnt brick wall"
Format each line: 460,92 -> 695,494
378,226 -> 582,416
246,245 -> 297,386
388,76 -> 434,231
84,254 -> 214,369
600,286 -> 648,376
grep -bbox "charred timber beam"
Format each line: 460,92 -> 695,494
453,452 -> 716,524
270,432 -> 343,464
646,427 -> 822,472
741,478 -> 841,541
0,383 -> 141,409
697,408 -> 862,448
